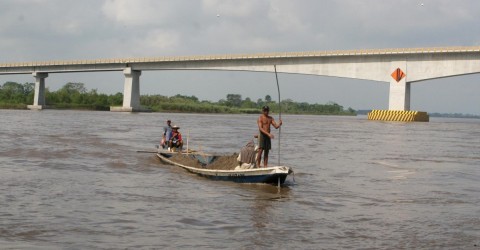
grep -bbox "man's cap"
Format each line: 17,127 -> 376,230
262,105 -> 270,111
172,125 -> 180,129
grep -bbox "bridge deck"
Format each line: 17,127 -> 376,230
1,46 -> 480,67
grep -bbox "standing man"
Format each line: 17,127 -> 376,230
161,119 -> 173,149
256,106 -> 282,167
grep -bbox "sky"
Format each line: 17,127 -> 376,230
1,0 -> 479,114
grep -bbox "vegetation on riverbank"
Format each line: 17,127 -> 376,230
0,81 -> 356,115
429,112 -> 480,119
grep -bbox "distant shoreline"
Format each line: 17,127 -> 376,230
3,82 -> 477,118
2,105 -> 479,119
0,104 -> 357,116
0,82 -> 356,116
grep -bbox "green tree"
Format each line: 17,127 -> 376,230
0,82 -> 25,103
226,94 -> 242,107
256,98 -> 264,108
265,95 -> 272,102
241,97 -> 256,109
23,82 -> 34,96
109,92 -> 123,105
61,82 -> 87,94
170,94 -> 199,103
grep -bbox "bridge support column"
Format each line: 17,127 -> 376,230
122,67 -> 141,110
368,61 -> 428,122
388,61 -> 410,111
388,80 -> 411,111
27,72 -> 48,110
111,68 -> 148,112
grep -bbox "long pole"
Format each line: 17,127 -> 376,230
274,65 -> 281,166
186,129 -> 189,153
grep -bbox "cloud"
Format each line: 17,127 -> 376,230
202,0 -> 262,17
268,0 -> 317,33
102,0 -> 166,26
101,0 -> 204,29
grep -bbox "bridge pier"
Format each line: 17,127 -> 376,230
27,72 -> 48,110
111,67 -> 148,112
388,61 -> 410,111
388,79 -> 411,110
368,61 -> 428,122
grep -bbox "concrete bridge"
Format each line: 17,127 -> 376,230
1,46 -> 480,113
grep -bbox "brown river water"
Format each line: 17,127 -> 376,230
0,110 -> 479,249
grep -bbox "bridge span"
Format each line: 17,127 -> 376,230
1,46 -> 480,116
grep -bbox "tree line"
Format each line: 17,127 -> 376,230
0,81 -> 356,115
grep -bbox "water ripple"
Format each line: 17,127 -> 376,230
0,110 -> 478,249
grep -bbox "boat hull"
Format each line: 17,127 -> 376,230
156,153 -> 292,185
187,168 -> 289,184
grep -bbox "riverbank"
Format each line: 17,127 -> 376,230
0,82 -> 357,115
0,103 -> 356,116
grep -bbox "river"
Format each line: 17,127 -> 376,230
0,110 -> 479,249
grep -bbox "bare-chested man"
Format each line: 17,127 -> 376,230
256,105 -> 282,167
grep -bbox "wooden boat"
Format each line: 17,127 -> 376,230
156,151 -> 293,185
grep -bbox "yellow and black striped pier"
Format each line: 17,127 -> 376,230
368,110 -> 429,122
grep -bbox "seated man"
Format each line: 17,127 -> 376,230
235,139 -> 257,170
168,125 -> 183,151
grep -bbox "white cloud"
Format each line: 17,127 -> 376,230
201,0 -> 261,17
267,1 -> 308,33
101,0 -> 202,28
142,29 -> 181,52
102,0 -> 164,25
